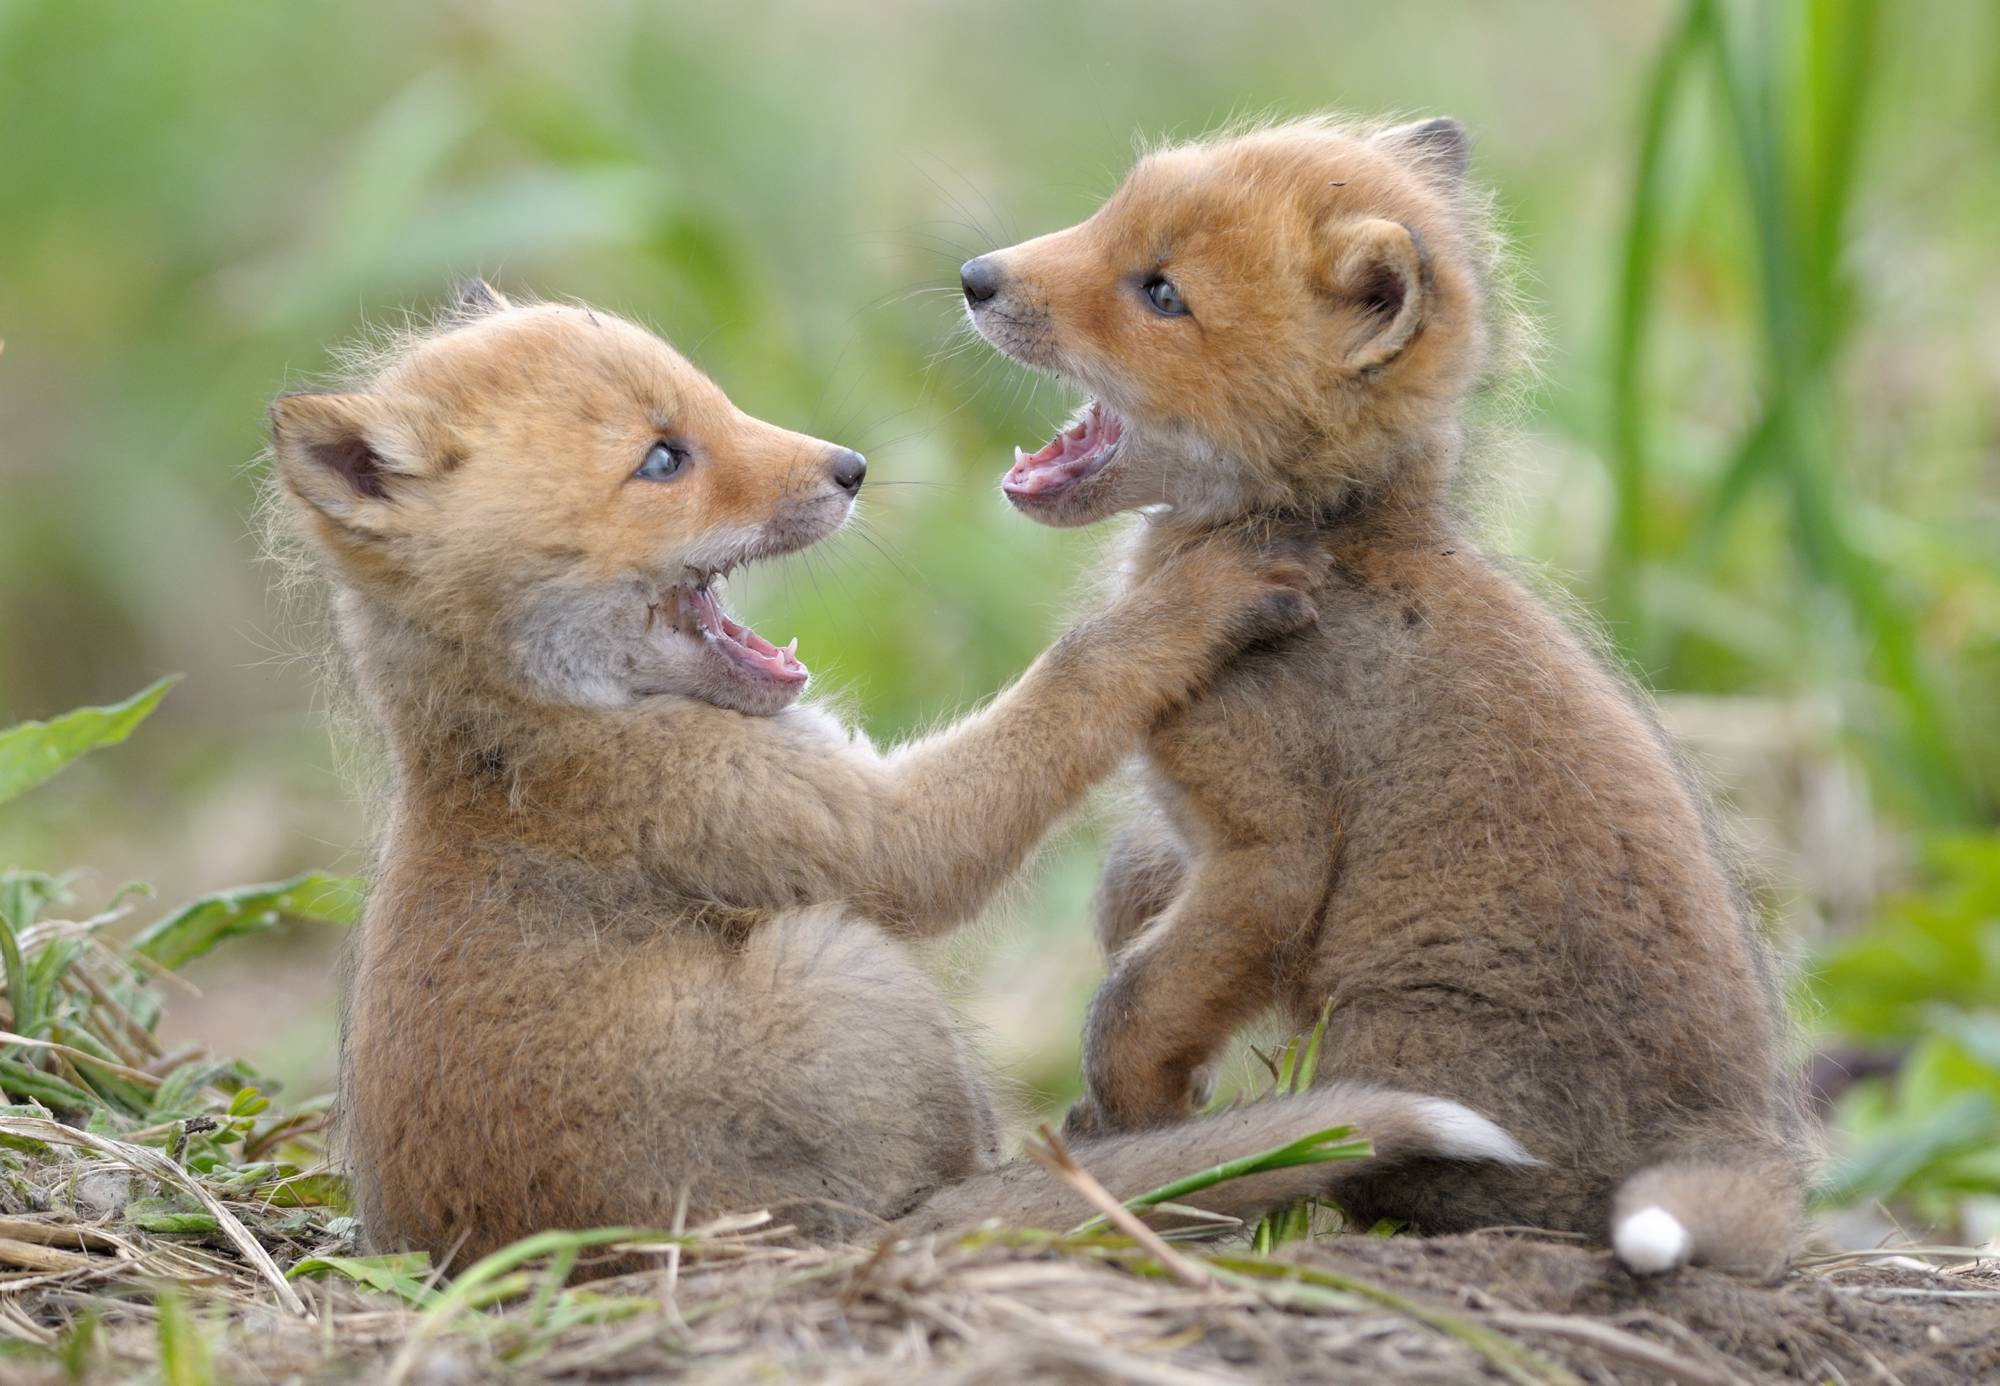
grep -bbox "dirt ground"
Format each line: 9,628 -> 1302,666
8,1223 -> 1996,1384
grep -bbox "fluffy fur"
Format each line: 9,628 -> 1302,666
268,284 -> 1532,1269
963,115 -> 1810,1278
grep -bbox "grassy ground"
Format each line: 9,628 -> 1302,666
3,1145 -> 1997,1383
1,706 -> 1995,1385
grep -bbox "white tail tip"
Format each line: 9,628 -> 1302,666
1615,1205 -> 1690,1275
1410,1097 -> 1537,1165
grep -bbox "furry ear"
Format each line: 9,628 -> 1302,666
1379,116 -> 1469,185
451,277 -> 510,319
1322,218 -> 1431,372
269,392 -> 433,532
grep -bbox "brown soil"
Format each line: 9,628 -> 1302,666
9,1226 -> 1994,1384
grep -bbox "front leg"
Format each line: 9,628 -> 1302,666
645,529 -> 1321,940
1093,808 -> 1188,960
1070,843 -> 1330,1134
832,533 -> 1320,938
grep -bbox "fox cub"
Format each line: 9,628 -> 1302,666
963,116 -> 1808,1277
268,283 -> 1534,1268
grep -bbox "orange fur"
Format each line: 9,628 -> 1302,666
966,116 -> 1809,1278
267,284 -> 1530,1270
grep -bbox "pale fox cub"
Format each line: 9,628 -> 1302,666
962,116 -> 1808,1277
268,282 -> 1532,1269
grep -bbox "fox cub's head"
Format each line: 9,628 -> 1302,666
963,116 -> 1499,527
271,284 -> 864,715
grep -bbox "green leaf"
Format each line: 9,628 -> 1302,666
262,1169 -> 346,1207
0,1101 -> 53,1153
148,1060 -> 224,1120
0,1058 -> 94,1112
289,1251 -> 437,1306
1819,1087 -> 1996,1207
46,1022 -> 152,1115
124,1196 -> 221,1236
131,872 -> 364,970
0,871 -> 68,935
0,676 -> 179,806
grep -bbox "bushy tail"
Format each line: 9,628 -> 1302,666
897,1081 -> 1533,1237
1611,1155 -> 1801,1279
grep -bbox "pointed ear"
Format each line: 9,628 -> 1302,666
451,277 -> 510,320
1321,218 -> 1431,373
268,392 -> 433,532
1379,116 -> 1469,186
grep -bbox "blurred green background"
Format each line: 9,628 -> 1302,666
2,1 -> 1997,1241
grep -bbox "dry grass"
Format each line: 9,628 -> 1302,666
1,887 -> 1995,1386
1,1193 -> 1996,1384
5,694 -> 1997,1383
2,941 -> 1992,1386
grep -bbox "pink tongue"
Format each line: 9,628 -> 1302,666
690,588 -> 807,683
1003,405 -> 1122,497
718,613 -> 806,682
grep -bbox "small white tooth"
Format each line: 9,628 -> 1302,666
1013,446 -> 1026,466
783,638 -> 798,657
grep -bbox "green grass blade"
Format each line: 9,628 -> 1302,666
1273,1036 -> 1299,1094
1069,1125 -> 1369,1235
0,1056 -> 94,1110
1294,999 -> 1331,1092
0,871 -> 71,1040
385,1226 -> 682,1383
1604,0 -> 1714,646
1797,0 -> 1882,352
0,675 -> 179,806
1700,0 -> 1974,821
154,1288 -> 215,1386
131,871 -> 364,970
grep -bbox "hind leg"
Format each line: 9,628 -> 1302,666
1094,808 -> 1188,958
1070,842 -> 1328,1135
615,910 -> 1000,1239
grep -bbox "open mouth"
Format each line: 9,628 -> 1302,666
1002,399 -> 1124,503
668,573 -> 807,687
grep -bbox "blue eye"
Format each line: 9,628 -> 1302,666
1144,276 -> 1189,316
636,441 -> 690,481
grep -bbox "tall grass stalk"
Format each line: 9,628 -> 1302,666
1607,0 -> 1974,821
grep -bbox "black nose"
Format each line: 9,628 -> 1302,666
828,448 -> 867,494
960,256 -> 1002,305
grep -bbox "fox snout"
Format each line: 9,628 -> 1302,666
740,434 -> 866,559
960,256 -> 1004,305
826,448 -> 867,494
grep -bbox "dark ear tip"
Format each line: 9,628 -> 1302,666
1393,116 -> 1471,180
452,277 -> 509,318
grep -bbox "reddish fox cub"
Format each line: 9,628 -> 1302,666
963,115 -> 1808,1277
268,282 -> 1535,1270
